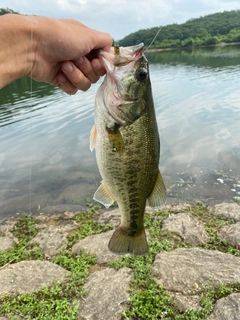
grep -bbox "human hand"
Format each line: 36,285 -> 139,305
30,17 -> 112,94
0,14 -> 112,93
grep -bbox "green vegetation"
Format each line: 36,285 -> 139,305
0,214 -> 44,267
0,205 -> 112,319
191,203 -> 240,256
0,251 -> 96,320
66,202 -> 112,246
110,204 -> 240,319
0,8 -> 18,15
2,7 -> 240,50
119,10 -> 240,49
0,203 -> 240,319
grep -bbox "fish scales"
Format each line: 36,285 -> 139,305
90,43 -> 166,255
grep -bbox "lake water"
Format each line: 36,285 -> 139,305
1,45 -> 240,217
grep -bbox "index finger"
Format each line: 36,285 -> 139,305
91,31 -> 113,52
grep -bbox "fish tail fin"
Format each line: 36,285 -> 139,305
108,226 -> 148,256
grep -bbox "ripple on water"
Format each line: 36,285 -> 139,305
1,48 -> 240,216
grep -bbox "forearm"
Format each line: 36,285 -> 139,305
0,14 -> 112,93
0,14 -> 36,89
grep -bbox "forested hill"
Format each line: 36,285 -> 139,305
118,10 -> 240,49
0,8 -> 18,15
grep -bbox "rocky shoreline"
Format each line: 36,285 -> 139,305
0,202 -> 240,319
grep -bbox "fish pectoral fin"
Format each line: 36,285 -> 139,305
93,182 -> 115,208
90,124 -> 97,151
147,169 -> 167,207
107,127 -> 125,154
108,226 -> 148,256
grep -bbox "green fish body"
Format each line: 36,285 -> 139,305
90,43 -> 166,255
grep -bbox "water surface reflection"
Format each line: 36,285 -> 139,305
0,45 -> 240,217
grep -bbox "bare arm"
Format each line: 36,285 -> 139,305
0,14 -> 112,94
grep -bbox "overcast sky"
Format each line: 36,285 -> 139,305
2,0 -> 240,40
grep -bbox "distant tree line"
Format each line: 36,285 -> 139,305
118,10 -> 240,49
2,8 -> 240,49
0,8 -> 18,15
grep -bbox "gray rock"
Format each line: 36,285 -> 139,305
145,205 -> 168,214
0,218 -> 18,251
211,203 -> 240,221
34,210 -> 82,225
57,184 -> 95,203
0,318 -> 23,320
163,202 -> 192,213
72,230 -> 118,264
31,222 -> 77,257
0,218 -> 16,236
218,222 -> 240,248
40,204 -> 86,215
96,208 -> 121,227
0,193 -> 52,216
169,292 -> 200,312
0,235 -> 17,251
161,212 -> 209,245
207,293 -> 240,320
96,205 -> 169,227
0,260 -> 70,296
79,267 -> 132,320
0,317 -> 25,320
153,248 -> 240,293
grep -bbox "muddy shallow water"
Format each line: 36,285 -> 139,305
0,45 -> 240,217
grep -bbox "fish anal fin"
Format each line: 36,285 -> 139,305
90,124 -> 97,151
148,170 -> 167,207
93,182 -> 115,208
108,226 -> 148,256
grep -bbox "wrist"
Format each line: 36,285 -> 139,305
0,14 -> 36,88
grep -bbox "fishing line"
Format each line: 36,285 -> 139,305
144,26 -> 163,52
29,15 -> 33,214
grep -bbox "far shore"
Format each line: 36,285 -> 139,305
146,41 -> 240,52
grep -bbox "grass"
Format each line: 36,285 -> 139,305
0,202 -> 240,319
191,203 -> 240,255
0,204 -> 112,319
0,251 -> 96,320
110,203 -> 240,319
0,213 -> 44,267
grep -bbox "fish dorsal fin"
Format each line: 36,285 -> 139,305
90,124 -> 97,151
147,170 -> 167,207
93,182 -> 115,208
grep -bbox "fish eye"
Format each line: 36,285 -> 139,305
135,68 -> 148,81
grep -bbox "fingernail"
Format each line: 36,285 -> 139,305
74,57 -> 84,64
58,74 -> 67,83
62,62 -> 73,73
92,59 -> 101,70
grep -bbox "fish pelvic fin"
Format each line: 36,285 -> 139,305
148,169 -> 167,207
93,181 -> 115,208
90,124 -> 97,151
108,226 -> 148,256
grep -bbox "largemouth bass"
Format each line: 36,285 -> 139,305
90,43 -> 166,255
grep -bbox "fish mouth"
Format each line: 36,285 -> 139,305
98,43 -> 145,68
113,43 -> 145,64
98,43 -> 147,127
